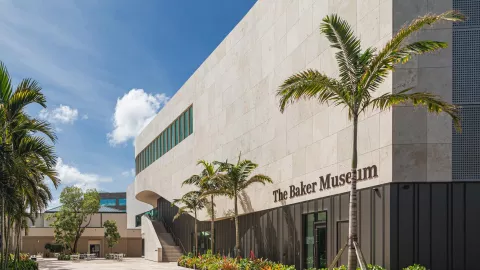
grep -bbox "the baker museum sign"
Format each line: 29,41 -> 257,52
273,165 -> 378,202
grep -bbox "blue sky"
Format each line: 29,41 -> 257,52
0,0 -> 256,205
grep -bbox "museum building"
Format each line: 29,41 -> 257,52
127,0 -> 480,269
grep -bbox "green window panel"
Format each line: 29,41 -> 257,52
167,126 -> 171,151
185,109 -> 190,136
171,124 -> 175,148
161,132 -> 165,156
147,147 -> 150,167
175,118 -> 180,144
178,113 -> 185,141
189,107 -> 193,135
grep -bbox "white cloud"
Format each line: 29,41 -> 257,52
39,105 -> 79,124
108,89 -> 169,146
121,168 -> 135,177
56,158 -> 112,190
82,114 -> 89,120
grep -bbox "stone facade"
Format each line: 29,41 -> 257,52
132,0 -> 455,220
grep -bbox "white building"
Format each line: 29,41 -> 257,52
127,1 -> 480,269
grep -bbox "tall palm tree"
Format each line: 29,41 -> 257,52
183,160 -> 222,253
0,61 -> 59,266
207,155 -> 272,258
172,191 -> 208,255
277,12 -> 464,270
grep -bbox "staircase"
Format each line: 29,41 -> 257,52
151,220 -> 184,262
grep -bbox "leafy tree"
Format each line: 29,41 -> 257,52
103,220 -> 121,253
183,160 -> 223,252
207,155 -> 272,257
172,191 -> 208,255
0,61 -> 59,267
276,12 -> 464,270
48,187 -> 100,253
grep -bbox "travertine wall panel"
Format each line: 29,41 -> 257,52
132,0 -> 452,221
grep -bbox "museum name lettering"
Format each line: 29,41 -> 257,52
273,165 -> 378,202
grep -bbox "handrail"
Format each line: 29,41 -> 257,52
158,215 -> 187,254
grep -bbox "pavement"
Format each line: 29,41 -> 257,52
38,258 -> 185,270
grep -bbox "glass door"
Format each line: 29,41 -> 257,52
314,223 -> 327,269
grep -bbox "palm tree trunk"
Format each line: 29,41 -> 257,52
234,193 -> 239,258
1,197 -> 5,265
194,210 -> 198,256
347,116 -> 359,270
210,195 -> 215,253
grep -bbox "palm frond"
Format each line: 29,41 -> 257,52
368,89 -> 461,131
240,174 -> 273,190
277,69 -> 350,113
182,174 -> 201,186
360,11 -> 464,93
320,14 -> 362,88
0,61 -> 13,104
7,84 -> 47,119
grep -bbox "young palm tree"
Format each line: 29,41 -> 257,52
0,61 -> 59,266
183,160 -> 222,253
277,12 -> 464,270
208,155 -> 272,258
172,191 -> 208,255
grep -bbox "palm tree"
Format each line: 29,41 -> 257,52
208,155 -> 272,258
276,12 -> 464,270
183,160 -> 222,253
0,61 -> 59,266
172,191 -> 208,255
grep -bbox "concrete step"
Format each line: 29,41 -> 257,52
162,246 -> 182,252
163,254 -> 182,262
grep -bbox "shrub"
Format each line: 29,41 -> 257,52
57,254 -> 71,261
7,260 -> 38,270
403,265 -> 426,270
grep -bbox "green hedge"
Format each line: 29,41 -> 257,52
57,254 -> 71,261
178,250 -> 426,270
7,260 -> 38,270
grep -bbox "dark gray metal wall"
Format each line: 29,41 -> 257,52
158,185 -> 390,270
390,182 -> 480,270
158,182 -> 480,270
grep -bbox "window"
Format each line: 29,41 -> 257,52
178,113 -> 184,141
135,105 -> 193,175
118,198 -> 126,206
100,199 -> 116,207
171,122 -> 177,148
185,109 -> 190,135
175,119 -> 180,145
189,107 -> 193,135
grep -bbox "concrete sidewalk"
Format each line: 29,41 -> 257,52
38,258 -> 185,270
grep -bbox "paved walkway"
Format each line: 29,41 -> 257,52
38,258 -> 185,270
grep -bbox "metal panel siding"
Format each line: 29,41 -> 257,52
465,183 -> 480,269
151,182 -> 480,270
373,186 -> 384,266
417,184 -> 431,268
389,184 -> 399,269
452,0 -> 480,181
360,189 -> 372,263
431,184 -> 448,270
398,184 -> 415,268
452,183 -> 465,270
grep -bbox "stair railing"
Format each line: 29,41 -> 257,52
159,216 -> 187,254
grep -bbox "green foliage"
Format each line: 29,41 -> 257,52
172,191 -> 208,221
57,254 -> 71,261
0,60 -> 59,268
103,220 -> 121,250
177,251 -> 295,270
403,264 -> 426,270
48,186 -> 100,252
7,260 -> 38,270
